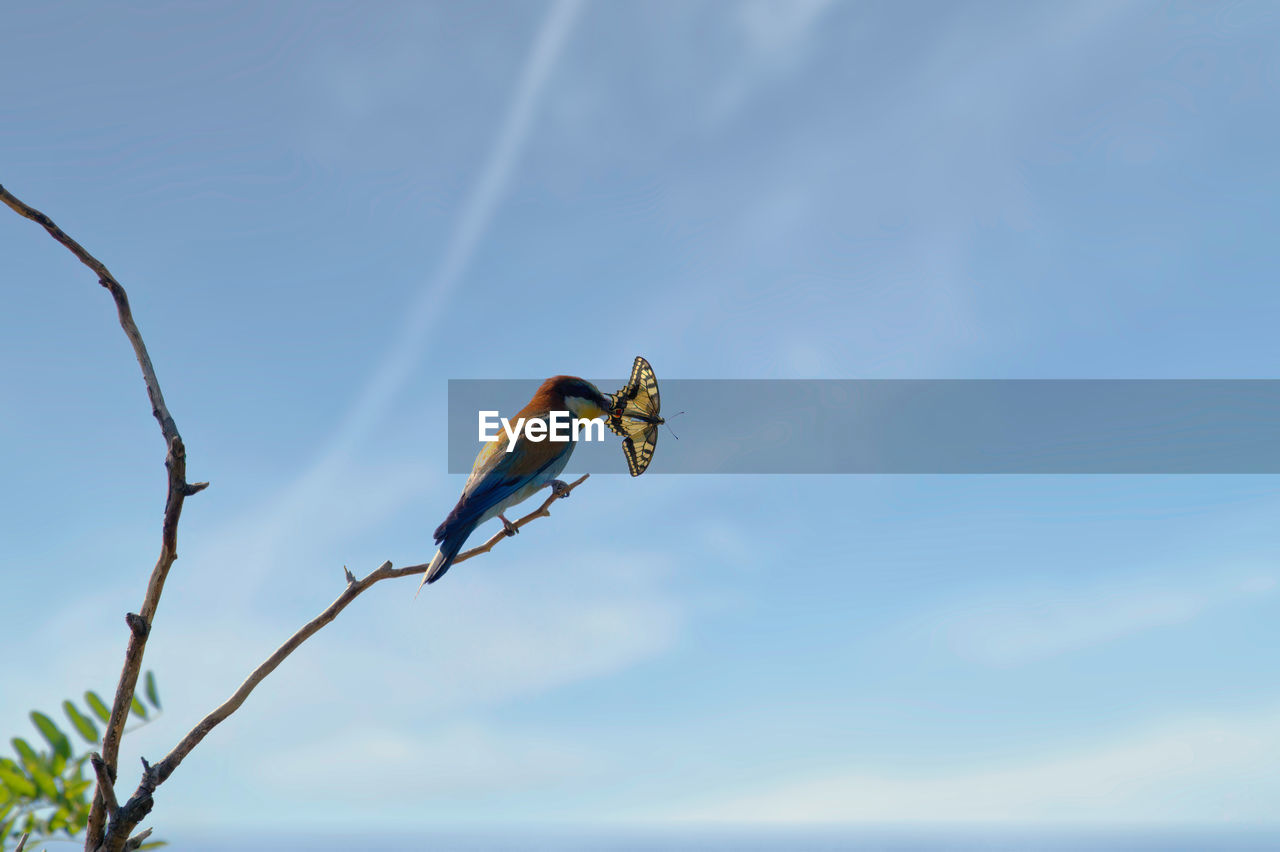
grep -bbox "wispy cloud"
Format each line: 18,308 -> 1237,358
257,721 -> 594,802
168,455 -> 438,607
708,0 -> 836,125
933,572 -> 1276,666
673,706 -> 1280,823
735,0 -> 835,60
302,549 -> 684,715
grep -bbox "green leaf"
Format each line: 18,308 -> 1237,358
0,759 -> 35,799
84,692 -> 111,724
63,777 -> 91,799
144,671 -> 161,710
47,807 -> 68,833
129,696 -> 148,720
138,841 -> 169,850
29,713 -> 70,761
62,702 -> 99,744
10,739 -> 38,770
25,761 -> 57,801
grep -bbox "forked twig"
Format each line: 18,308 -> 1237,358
152,474 -> 588,789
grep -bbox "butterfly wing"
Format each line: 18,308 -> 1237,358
616,357 -> 661,421
613,357 -> 644,403
618,418 -> 659,476
638,356 -> 659,415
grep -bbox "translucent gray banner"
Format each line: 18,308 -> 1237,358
447,380 -> 1280,474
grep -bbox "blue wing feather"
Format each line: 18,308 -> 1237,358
434,437 -> 569,544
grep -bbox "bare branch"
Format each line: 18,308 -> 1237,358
0,182 -> 206,852
155,474 -> 589,782
97,475 -> 589,851
15,832 -> 29,852
0,184 -> 180,444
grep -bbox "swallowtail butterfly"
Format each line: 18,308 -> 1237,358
607,356 -> 668,476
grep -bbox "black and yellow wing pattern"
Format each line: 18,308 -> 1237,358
608,356 -> 664,476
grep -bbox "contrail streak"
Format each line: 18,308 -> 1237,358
319,0 -> 583,472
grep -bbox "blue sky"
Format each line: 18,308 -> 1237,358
3,0 -> 1280,837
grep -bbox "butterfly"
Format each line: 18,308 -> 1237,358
607,356 -> 666,476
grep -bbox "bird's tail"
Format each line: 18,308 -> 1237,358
414,525 -> 472,596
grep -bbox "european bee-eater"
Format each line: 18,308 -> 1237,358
420,375 -> 613,587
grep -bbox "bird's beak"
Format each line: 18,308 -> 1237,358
586,398 -> 611,420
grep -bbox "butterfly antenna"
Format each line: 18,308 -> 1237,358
664,411 -> 685,440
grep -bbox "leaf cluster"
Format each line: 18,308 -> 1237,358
1,673 -> 163,851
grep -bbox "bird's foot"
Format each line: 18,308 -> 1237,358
499,514 -> 519,537
549,479 -> 571,499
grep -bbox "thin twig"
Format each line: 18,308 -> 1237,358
0,182 -> 206,852
154,474 -> 587,782
15,832 -> 29,852
106,475 -> 588,848
0,184 -> 182,447
123,828 -> 152,851
89,754 -> 119,818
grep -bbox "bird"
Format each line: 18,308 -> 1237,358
418,375 -> 614,589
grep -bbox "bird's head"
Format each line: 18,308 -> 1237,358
540,375 -> 614,421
